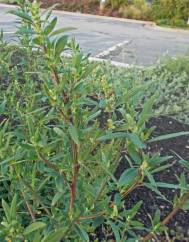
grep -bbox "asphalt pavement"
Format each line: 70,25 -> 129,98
1,3 -> 189,66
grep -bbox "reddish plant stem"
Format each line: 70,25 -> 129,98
21,191 -> 36,222
69,141 -> 80,214
79,211 -> 107,221
51,65 -> 60,85
121,180 -> 141,200
22,179 -> 51,216
141,190 -> 189,242
121,169 -> 143,200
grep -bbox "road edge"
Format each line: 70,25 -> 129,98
1,3 -> 189,33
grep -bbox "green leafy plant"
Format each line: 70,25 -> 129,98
152,0 -> 189,27
0,1 -> 189,241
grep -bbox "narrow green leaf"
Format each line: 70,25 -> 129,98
125,83 -> 149,99
153,209 -> 161,225
127,145 -> 142,165
43,228 -> 67,242
127,133 -> 146,149
119,168 -> 138,186
0,99 -> 6,113
114,193 -> 122,207
68,125 -> 79,145
10,194 -> 17,219
97,132 -> 127,141
179,159 -> 189,170
92,216 -> 105,230
75,225 -> 89,242
86,110 -> 101,123
32,37 -> 42,46
44,17 -> 57,35
33,231 -> 42,242
145,170 -> 157,188
151,163 -> 173,174
43,4 -> 60,20
148,131 -> 189,143
108,221 -> 121,242
144,183 -> 169,202
126,201 -> 142,218
53,127 -> 64,137
54,35 -> 68,56
8,10 -> 33,23
52,192 -> 63,206
98,132 -> 145,149
50,27 -> 76,37
155,182 -> 184,190
2,199 -> 10,221
24,222 -> 46,235
137,95 -> 155,128
182,200 -> 189,210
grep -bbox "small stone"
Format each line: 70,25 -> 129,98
170,229 -> 176,236
176,226 -> 184,234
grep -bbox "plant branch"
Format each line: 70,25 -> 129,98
21,179 -> 51,216
78,211 -> 107,221
21,191 -> 36,222
121,180 -> 141,200
69,141 -> 80,216
93,177 -> 108,205
38,152 -> 70,188
141,190 -> 189,242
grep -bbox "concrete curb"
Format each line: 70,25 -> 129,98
89,56 -> 139,68
0,3 -> 16,8
53,9 -> 155,27
62,53 -> 141,69
95,40 -> 129,59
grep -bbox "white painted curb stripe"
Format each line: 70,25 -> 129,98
62,52 -> 141,68
3,31 -> 15,34
95,40 -> 129,59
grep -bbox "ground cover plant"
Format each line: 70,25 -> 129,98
152,0 -> 189,27
0,0 -> 189,241
101,56 -> 189,125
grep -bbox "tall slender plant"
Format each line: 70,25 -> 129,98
0,0 -> 189,241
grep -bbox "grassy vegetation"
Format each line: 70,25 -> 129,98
102,56 -> 189,124
0,1 -> 189,241
152,0 -> 189,28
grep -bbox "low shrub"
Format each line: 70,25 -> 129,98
119,5 -> 142,19
152,0 -> 189,27
119,0 -> 152,20
102,56 -> 189,124
170,18 -> 187,27
0,1 -> 189,241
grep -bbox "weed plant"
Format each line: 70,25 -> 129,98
0,1 -> 189,241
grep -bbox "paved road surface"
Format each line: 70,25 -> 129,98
1,4 -> 189,66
